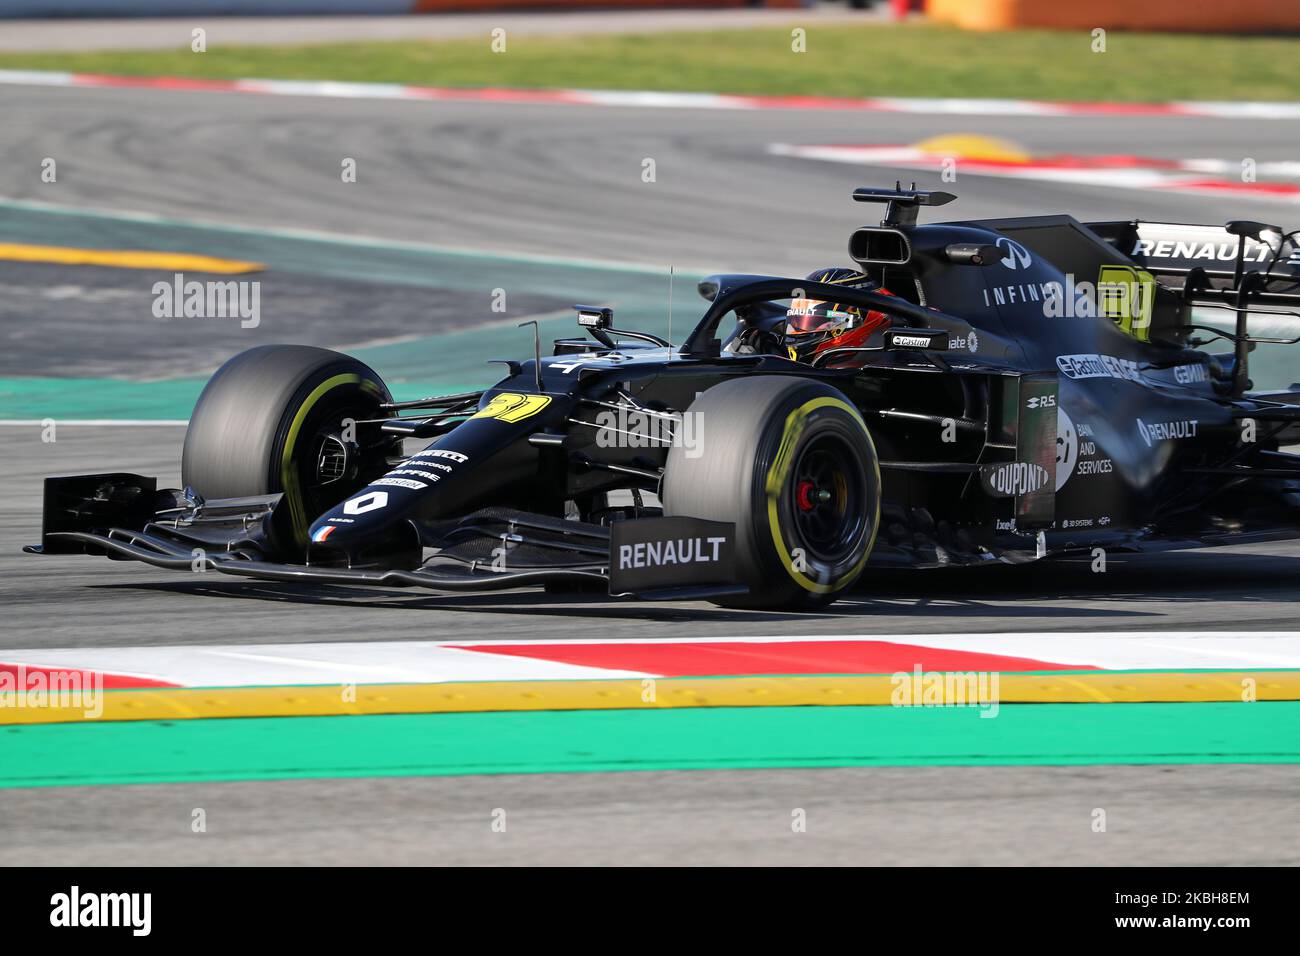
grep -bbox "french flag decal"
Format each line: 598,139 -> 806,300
312,525 -> 337,543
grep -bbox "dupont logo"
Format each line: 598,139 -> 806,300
980,461 -> 1051,497
1137,417 -> 1199,447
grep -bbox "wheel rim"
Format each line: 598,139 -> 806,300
789,434 -> 866,564
295,400 -> 393,517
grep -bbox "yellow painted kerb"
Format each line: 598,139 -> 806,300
3,670 -> 1297,726
911,134 -> 1031,164
0,243 -> 263,274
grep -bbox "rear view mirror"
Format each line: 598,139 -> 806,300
575,305 -> 613,329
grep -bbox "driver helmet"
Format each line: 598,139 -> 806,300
784,268 -> 894,363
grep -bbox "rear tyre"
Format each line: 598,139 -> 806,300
662,376 -> 880,609
181,344 -> 396,550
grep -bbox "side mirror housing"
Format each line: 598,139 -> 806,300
575,305 -> 613,330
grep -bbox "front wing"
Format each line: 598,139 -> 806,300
23,473 -> 748,602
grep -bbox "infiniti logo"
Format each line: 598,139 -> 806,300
996,237 -> 1033,271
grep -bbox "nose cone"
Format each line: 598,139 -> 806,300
306,487 -> 420,569
309,486 -> 388,542
307,517 -> 347,547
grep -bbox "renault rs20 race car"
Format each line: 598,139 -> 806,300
26,186 -> 1300,609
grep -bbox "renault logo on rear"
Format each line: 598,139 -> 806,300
996,238 -> 1033,271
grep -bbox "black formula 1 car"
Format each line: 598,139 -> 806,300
26,186 -> 1300,608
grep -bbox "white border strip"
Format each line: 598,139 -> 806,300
0,419 -> 187,426
1,69 -> 1298,120
4,633 -> 1299,687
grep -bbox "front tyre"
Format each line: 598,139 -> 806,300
181,344 -> 396,552
662,376 -> 880,609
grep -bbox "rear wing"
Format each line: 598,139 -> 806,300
1088,219 -> 1300,396
1086,219 -> 1300,312
1087,220 -> 1300,288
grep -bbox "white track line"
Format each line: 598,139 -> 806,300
445,631 -> 1300,646
0,420 -> 187,426
4,633 -> 1298,687
2,69 -> 1299,119
769,144 -> 1300,203
0,643 -> 650,687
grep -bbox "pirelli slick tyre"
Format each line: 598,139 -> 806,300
662,376 -> 880,610
181,344 -> 394,551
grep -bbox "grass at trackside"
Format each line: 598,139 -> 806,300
0,24 -> 1297,102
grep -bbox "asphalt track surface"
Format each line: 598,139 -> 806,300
5,85 -> 1299,277
3,766 -> 1297,866
2,83 -> 1300,864
10,428 -> 1300,646
5,428 -> 1300,864
0,260 -> 570,379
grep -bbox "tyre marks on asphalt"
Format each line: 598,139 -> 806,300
0,202 -> 687,417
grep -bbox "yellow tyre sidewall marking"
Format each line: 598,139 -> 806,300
764,395 -> 880,595
472,392 -> 552,424
279,373 -> 385,545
